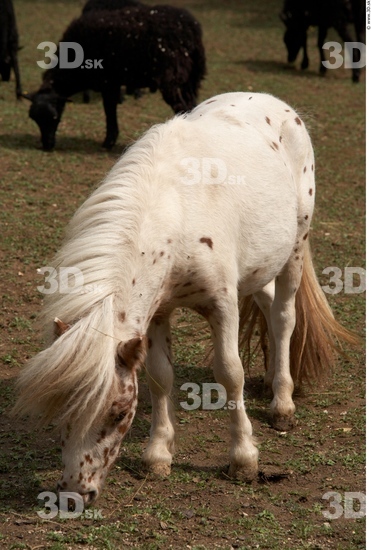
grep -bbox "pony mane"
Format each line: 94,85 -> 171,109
41,121 -> 167,336
14,122 -> 169,435
15,295 -> 120,435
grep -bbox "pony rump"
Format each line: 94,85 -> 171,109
239,240 -> 359,386
13,295 -> 119,436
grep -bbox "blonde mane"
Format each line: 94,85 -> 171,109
14,123 -> 168,434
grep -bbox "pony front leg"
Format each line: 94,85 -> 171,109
142,318 -> 175,476
210,296 -> 259,481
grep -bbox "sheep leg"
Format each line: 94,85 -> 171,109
10,50 -> 22,99
317,25 -> 328,75
301,33 -> 309,70
83,90 -> 90,104
101,86 -> 120,149
334,21 -> 361,83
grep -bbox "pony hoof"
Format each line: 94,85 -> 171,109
144,462 -> 171,477
270,413 -> 296,432
228,462 -> 258,482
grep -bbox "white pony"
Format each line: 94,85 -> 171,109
14,92 -> 355,505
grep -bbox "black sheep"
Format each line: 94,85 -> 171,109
280,0 -> 365,83
0,0 -> 22,98
82,0 -> 142,13
23,4 -> 206,151
81,0 -> 142,103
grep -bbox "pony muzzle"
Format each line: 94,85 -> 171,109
56,481 -> 99,508
81,489 -> 98,507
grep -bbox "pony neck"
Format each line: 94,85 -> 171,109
120,244 -> 173,339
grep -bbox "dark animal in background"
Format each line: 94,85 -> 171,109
0,0 -> 22,98
81,0 -> 142,103
280,0 -> 365,83
82,0 -> 142,12
23,4 -> 206,151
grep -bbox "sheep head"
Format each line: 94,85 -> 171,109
22,88 -> 70,151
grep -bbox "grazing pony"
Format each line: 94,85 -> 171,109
14,92 -> 356,505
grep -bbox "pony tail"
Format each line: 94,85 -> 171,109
238,296 -> 268,373
239,241 -> 359,386
290,240 -> 359,385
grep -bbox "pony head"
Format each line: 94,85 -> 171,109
56,333 -> 146,506
14,313 -> 147,506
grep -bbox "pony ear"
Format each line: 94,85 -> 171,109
117,337 -> 147,370
54,317 -> 70,337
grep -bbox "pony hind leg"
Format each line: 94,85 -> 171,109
208,292 -> 259,481
252,280 -> 276,396
268,246 -> 306,431
141,318 -> 175,476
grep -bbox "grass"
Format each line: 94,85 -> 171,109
0,0 -> 365,548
